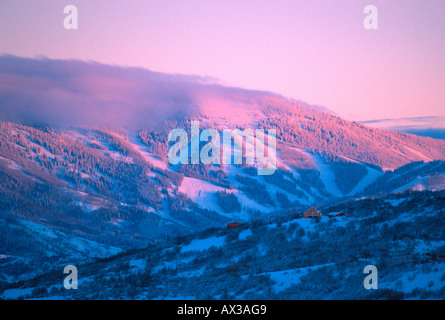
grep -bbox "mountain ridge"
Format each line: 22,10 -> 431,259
2,56 -> 444,170
1,57 -> 445,299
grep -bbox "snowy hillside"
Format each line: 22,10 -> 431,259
0,57 -> 444,300
2,189 -> 443,300
1,119 -> 444,287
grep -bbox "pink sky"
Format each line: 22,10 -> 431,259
0,0 -> 444,121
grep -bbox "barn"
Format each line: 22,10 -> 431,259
304,207 -> 322,219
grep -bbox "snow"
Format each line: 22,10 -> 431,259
282,219 -> 300,228
396,174 -> 445,192
178,176 -> 231,214
63,130 -> 93,144
294,217 -> 318,232
127,135 -> 168,170
384,198 -> 406,207
152,257 -> 194,273
242,262 -> 335,292
110,218 -> 124,226
177,266 -> 206,278
282,216 -> 332,232
0,155 -> 22,171
16,219 -> 123,258
397,266 -> 445,293
238,229 -> 252,240
309,154 -> 342,197
129,258 -> 146,270
1,288 -> 34,299
179,177 -> 228,198
276,145 -> 313,171
25,139 -> 56,159
195,94 -> 261,128
413,240 -> 445,254
263,177 -> 313,205
108,151 -> 134,164
283,217 -> 322,240
393,177 -> 427,193
403,146 -> 433,162
150,199 -> 191,228
78,172 -> 91,179
225,165 -> 299,214
74,201 -> 100,212
348,166 -> 384,196
257,244 -> 268,256
181,236 -> 226,253
268,269 -> 308,292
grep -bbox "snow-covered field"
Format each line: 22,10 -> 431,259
15,219 -> 123,258
310,154 -> 342,197
127,135 -> 168,170
242,262 -> 335,293
181,236 -> 226,253
348,166 -> 384,196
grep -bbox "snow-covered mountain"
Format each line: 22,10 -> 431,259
0,56 -> 444,298
0,117 -> 443,244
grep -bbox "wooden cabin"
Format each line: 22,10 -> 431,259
328,212 -> 346,218
227,222 -> 242,229
335,212 -> 346,217
304,207 -> 322,219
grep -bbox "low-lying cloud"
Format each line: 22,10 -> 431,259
0,55 -> 245,129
